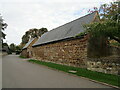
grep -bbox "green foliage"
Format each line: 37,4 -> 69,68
9,43 -> 22,52
21,28 -> 48,44
28,59 -> 120,87
84,20 -> 120,43
0,14 -> 7,43
2,43 -> 8,47
84,20 -> 120,57
16,46 -> 20,50
9,43 -> 16,52
99,2 -> 119,21
87,36 -> 110,58
22,35 -> 29,44
75,32 -> 86,37
19,55 -> 27,58
85,1 -> 120,58
88,1 -> 119,22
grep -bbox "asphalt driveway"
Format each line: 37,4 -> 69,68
2,55 -> 117,88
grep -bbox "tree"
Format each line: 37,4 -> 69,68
22,34 -> 29,44
38,28 -> 48,37
9,43 -> 16,52
84,20 -> 120,43
0,14 -> 8,51
86,1 -> 120,43
21,28 -> 48,44
0,14 -> 7,44
83,1 -> 120,57
88,1 -> 119,22
16,46 -> 20,51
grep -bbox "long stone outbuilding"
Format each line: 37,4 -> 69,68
32,12 -> 98,68
30,11 -> 119,75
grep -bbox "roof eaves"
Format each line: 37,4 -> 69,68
32,35 -> 86,47
22,38 -> 36,50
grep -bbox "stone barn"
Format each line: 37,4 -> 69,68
32,12 -> 99,67
32,11 -> 120,75
21,38 -> 38,58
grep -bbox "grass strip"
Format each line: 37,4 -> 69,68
28,59 -> 120,87
19,55 -> 27,59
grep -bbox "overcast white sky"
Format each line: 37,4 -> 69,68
0,0 -> 114,45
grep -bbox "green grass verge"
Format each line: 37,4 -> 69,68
28,59 -> 120,87
19,55 -> 27,59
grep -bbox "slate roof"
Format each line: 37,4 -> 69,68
33,12 -> 97,47
22,38 -> 35,49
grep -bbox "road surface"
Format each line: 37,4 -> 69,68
2,55 -> 116,88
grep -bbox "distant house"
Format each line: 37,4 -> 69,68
2,46 -> 9,52
1,43 -> 11,55
21,38 -> 38,58
32,12 -> 99,66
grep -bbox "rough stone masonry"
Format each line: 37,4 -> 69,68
32,35 -> 120,75
31,11 -> 120,75
32,35 -> 88,68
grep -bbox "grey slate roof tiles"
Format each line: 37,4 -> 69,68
33,12 -> 97,47
22,38 -> 35,49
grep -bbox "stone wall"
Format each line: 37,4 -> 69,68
21,38 -> 38,58
21,49 -> 29,58
87,46 -> 120,75
28,38 -> 38,58
32,36 -> 88,68
32,35 -> 120,75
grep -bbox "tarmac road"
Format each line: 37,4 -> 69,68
2,55 -> 117,88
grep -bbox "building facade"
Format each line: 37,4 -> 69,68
20,11 -> 120,75
32,12 -> 98,68
21,38 -> 38,58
